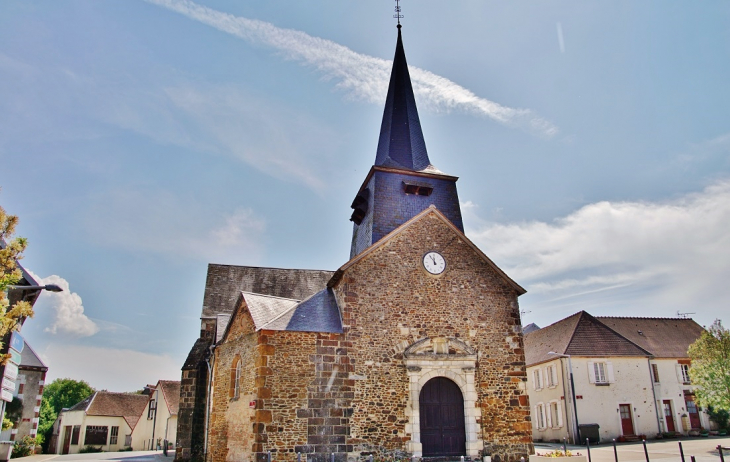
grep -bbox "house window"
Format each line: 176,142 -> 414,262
147,399 -> 156,419
124,434 -> 132,447
110,426 -> 119,445
546,365 -> 557,388
533,369 -> 543,390
651,363 -> 660,383
550,401 -> 563,428
594,362 -> 608,384
71,425 -> 80,445
84,426 -> 108,445
680,364 -> 691,384
535,403 -> 546,430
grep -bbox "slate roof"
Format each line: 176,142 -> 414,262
524,311 -> 651,366
201,265 -> 333,317
157,380 -> 180,416
374,25 -> 436,173
261,288 -> 342,333
241,292 -> 300,330
183,337 -> 212,370
69,391 -> 149,430
19,341 -> 47,371
522,323 -> 540,334
597,317 -> 704,358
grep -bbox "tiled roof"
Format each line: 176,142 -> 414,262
597,317 -> 704,358
157,380 -> 180,416
261,288 -> 342,333
19,341 -> 47,371
202,265 -> 333,317
374,25 -> 433,173
82,391 -> 149,430
524,311 -> 651,366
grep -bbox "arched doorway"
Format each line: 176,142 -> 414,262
420,377 -> 466,457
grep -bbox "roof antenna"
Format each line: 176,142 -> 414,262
393,0 -> 403,27
676,311 -> 695,319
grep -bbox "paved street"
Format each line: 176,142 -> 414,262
536,437 -> 730,462
16,451 -> 173,462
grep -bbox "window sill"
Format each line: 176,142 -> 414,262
595,382 -> 610,386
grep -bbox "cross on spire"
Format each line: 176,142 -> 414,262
393,0 -> 403,25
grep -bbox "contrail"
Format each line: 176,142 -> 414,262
145,0 -> 558,137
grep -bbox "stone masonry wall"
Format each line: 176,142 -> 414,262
335,211 -> 532,462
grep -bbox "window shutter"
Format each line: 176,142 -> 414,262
539,369 -> 544,390
546,403 -> 552,428
675,364 -> 683,383
557,402 -> 564,427
587,361 -> 596,383
607,361 -> 615,383
533,370 -> 538,390
534,406 -> 539,428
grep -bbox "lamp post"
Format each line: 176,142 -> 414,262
6,284 -> 63,292
548,351 -> 580,444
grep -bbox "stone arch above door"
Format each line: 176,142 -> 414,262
402,337 -> 482,458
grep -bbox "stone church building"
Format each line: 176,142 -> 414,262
177,24 -> 532,462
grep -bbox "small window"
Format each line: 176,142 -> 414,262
533,369 -> 543,390
110,426 -> 119,445
550,401 -> 563,428
680,364 -> 691,384
71,425 -> 80,445
230,356 -> 242,399
402,182 -> 433,196
84,426 -> 108,445
651,363 -> 660,383
148,399 -> 156,420
594,362 -> 608,384
546,365 -> 557,388
535,403 -> 546,430
124,434 -> 132,447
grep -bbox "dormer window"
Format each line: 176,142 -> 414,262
403,181 -> 433,196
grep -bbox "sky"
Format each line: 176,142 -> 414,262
1,1 -> 729,392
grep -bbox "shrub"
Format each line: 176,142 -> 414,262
541,450 -> 582,458
11,436 -> 37,458
79,445 -> 103,453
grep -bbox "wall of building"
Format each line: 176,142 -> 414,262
55,412 -> 131,454
526,359 -> 571,443
651,359 -> 710,433
0,369 -> 45,442
132,388 -> 178,451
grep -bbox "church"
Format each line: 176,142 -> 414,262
176,23 -> 532,462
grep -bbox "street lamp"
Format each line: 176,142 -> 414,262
548,351 -> 580,445
6,284 -> 63,292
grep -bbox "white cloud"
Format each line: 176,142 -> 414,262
84,189 -> 267,263
145,0 -> 558,137
465,180 -> 730,324
41,344 -> 181,392
26,271 -> 100,337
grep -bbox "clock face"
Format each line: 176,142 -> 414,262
423,251 -> 446,275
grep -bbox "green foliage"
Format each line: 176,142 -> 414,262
11,436 -> 37,458
79,445 -> 103,453
2,417 -> 12,431
688,319 -> 730,411
706,405 -> 729,431
4,397 -> 23,426
38,378 -> 95,453
0,204 -> 34,354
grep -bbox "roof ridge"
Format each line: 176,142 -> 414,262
241,291 -> 301,303
596,316 -> 692,320
258,288 -> 327,331
209,263 -> 332,272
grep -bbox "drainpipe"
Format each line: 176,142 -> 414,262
151,388 -> 158,450
647,357 -> 662,434
203,344 -> 216,461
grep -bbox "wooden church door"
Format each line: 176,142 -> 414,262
420,377 -> 466,457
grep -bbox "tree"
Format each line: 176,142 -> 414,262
688,319 -> 730,411
0,204 -> 34,346
38,378 -> 95,452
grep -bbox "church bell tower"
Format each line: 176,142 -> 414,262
350,24 -> 464,258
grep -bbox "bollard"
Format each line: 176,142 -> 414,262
563,437 -> 568,456
298,453 -> 301,462
268,452 -> 272,462
719,445 -> 725,462
613,439 -> 618,462
461,457 -> 465,462
642,439 -> 649,462
690,456 -> 696,462
586,438 -> 592,462
679,441 -> 685,462
331,454 -> 335,462
369,456 -> 373,462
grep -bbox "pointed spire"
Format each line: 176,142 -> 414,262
375,25 -> 432,172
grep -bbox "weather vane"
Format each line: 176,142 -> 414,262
393,0 -> 403,25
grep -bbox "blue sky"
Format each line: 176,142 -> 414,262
1,0 -> 729,391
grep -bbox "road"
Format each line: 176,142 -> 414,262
536,437 -> 730,462
15,450 -> 172,462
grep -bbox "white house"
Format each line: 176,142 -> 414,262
54,391 -> 148,454
524,312 -> 709,444
130,380 -> 180,451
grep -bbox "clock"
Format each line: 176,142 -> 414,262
423,251 -> 446,275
